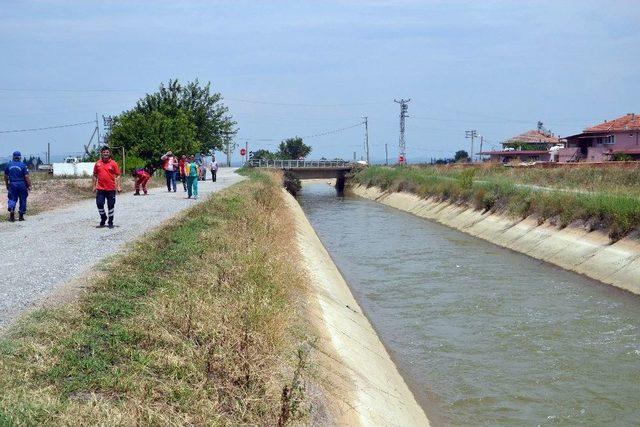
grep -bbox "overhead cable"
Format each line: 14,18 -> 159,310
0,120 -> 95,134
241,121 -> 364,142
226,98 -> 382,108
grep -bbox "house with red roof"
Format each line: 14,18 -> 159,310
559,113 -> 640,162
479,124 -> 561,163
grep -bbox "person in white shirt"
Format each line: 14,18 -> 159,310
210,156 -> 219,182
161,151 -> 178,192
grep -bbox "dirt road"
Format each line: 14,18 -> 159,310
0,168 -> 243,328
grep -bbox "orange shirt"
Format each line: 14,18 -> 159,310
93,159 -> 121,191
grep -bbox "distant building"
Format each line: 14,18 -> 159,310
480,124 -> 561,163
559,113 -> 640,162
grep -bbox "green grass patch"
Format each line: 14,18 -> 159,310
0,172 -> 312,425
352,165 -> 640,241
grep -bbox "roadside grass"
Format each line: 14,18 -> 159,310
403,163 -> 640,196
352,166 -> 640,241
0,172 -> 312,425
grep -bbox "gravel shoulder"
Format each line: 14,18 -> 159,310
0,168 -> 243,329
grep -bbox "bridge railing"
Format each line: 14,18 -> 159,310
246,159 -> 353,169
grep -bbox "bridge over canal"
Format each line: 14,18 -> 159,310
246,159 -> 355,191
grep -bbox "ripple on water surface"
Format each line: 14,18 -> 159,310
298,183 -> 640,426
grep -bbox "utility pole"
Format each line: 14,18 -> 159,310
394,98 -> 410,164
353,151 -> 356,162
465,130 -> 477,162
385,143 -> 389,165
47,142 -> 51,164
362,116 -> 370,164
479,136 -> 484,162
95,113 -> 101,146
245,141 -> 249,165
219,131 -> 235,167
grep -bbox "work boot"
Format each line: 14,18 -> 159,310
108,217 -> 114,229
18,213 -> 24,221
134,191 -> 140,196
99,215 -> 107,228
9,211 -> 15,222
143,190 -> 148,195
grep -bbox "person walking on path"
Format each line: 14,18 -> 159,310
210,156 -> 218,183
4,151 -> 31,222
178,155 -> 188,192
199,155 -> 208,181
133,167 -> 151,195
185,155 -> 199,199
93,146 -> 121,228
161,151 -> 178,192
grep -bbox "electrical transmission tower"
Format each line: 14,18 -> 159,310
394,98 -> 410,163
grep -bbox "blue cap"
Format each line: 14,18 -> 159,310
12,151 -> 21,157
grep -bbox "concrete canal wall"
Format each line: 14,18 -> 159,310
281,189 -> 431,426
350,184 -> 640,296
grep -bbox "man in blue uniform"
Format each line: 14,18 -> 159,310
3,151 -> 32,222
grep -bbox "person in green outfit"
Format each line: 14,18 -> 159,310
185,155 -> 199,199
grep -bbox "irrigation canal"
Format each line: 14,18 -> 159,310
298,182 -> 640,426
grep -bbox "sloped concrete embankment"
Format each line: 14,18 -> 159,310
350,185 -> 640,296
281,189 -> 430,426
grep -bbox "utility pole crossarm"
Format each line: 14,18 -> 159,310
465,129 -> 477,162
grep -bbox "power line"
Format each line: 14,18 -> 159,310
0,89 -> 382,108
0,88 -> 141,93
0,120 -> 95,134
241,121 -> 364,142
226,98 -> 382,107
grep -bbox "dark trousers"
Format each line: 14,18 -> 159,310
96,190 -> 116,224
180,173 -> 188,191
165,170 -> 176,191
7,182 -> 28,214
211,170 -> 217,182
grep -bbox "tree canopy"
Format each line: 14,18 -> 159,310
454,150 -> 470,162
277,137 -> 312,159
249,137 -> 313,161
108,79 -> 236,166
251,149 -> 277,160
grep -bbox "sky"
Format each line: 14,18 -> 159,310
1,0 -> 639,163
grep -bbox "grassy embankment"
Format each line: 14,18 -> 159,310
0,171 -> 312,425
352,165 -> 640,241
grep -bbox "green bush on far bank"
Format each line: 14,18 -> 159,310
352,166 -> 640,241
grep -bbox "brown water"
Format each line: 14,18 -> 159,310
298,183 -> 640,426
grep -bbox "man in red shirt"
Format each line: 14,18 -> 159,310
93,146 -> 121,228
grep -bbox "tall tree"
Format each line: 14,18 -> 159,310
109,79 -> 236,165
109,110 -> 198,165
278,137 -> 312,160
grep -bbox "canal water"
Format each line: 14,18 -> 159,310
297,183 -> 640,426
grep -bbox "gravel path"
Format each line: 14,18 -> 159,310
0,168 -> 243,328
